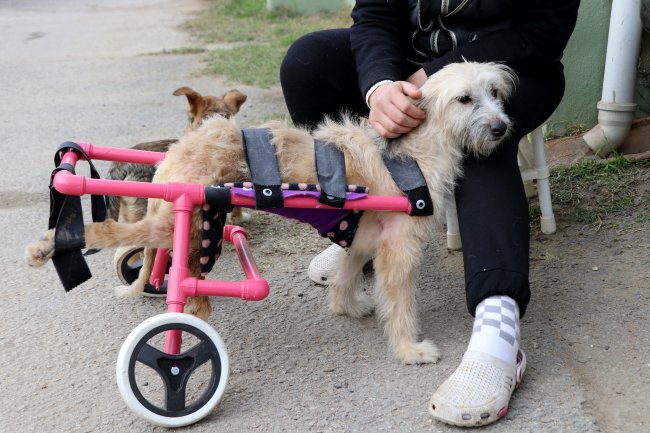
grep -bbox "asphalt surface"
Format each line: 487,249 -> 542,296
0,1 -> 646,432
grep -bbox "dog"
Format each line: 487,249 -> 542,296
107,87 -> 247,290
26,62 -> 515,365
106,86 -> 248,224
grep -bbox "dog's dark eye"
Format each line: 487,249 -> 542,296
491,88 -> 499,99
457,95 -> 472,104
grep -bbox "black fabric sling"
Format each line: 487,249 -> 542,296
49,141 -> 107,291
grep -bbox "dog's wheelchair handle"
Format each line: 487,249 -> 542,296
50,141 -> 414,427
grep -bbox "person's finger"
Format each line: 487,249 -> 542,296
382,103 -> 422,129
393,84 -> 426,120
388,99 -> 425,126
369,119 -> 400,138
382,83 -> 426,121
399,81 -> 423,100
369,107 -> 409,137
371,111 -> 413,137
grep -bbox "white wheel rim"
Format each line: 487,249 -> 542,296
116,313 -> 229,427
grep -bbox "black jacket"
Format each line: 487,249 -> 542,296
350,0 -> 581,98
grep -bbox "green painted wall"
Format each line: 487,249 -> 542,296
547,1 -> 611,137
546,2 -> 650,137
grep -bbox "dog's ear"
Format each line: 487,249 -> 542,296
173,86 -> 205,117
223,89 -> 247,115
494,64 -> 517,102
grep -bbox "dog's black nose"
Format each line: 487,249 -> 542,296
490,120 -> 507,139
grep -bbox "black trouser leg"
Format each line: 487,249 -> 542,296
458,65 -> 566,318
280,29 -> 367,128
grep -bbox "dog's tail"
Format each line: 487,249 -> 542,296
83,217 -> 172,250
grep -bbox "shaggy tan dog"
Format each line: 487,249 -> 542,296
26,62 -> 515,365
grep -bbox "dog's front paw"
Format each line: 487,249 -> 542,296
396,339 -> 441,365
330,291 -> 374,318
24,230 -> 56,268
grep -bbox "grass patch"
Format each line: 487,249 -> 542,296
540,155 -> 650,227
147,47 -> 207,55
184,0 -> 352,87
203,43 -> 286,88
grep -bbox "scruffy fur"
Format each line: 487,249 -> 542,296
26,62 -> 515,364
106,86 -> 247,223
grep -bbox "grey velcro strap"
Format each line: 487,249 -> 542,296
242,128 -> 284,209
314,139 -> 347,208
382,153 -> 434,216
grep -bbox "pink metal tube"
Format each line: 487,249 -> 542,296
149,248 -> 170,289
189,226 -> 269,301
163,195 -> 198,355
53,168 -> 205,204
193,279 -> 269,301
230,193 -> 412,213
164,329 -> 182,355
75,141 -> 165,165
224,225 -> 263,280
165,194 -> 196,313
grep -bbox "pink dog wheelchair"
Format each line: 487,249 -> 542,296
48,138 -> 427,427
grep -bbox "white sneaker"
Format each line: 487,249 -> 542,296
308,244 -> 346,285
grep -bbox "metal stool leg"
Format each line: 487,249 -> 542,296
530,127 -> 556,234
446,195 -> 462,250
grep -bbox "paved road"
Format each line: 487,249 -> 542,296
0,1 -> 639,432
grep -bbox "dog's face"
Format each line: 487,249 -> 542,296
418,62 -> 515,156
173,87 -> 247,132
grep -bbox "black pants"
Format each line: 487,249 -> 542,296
280,29 -> 565,317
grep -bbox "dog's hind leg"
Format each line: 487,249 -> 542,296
373,226 -> 440,365
25,216 -> 173,268
25,229 -> 56,267
183,248 -> 212,320
328,246 -> 374,318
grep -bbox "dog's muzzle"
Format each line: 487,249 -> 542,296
489,118 -> 508,140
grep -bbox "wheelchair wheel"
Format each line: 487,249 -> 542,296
113,246 -> 145,285
114,247 -> 170,297
116,313 -> 229,427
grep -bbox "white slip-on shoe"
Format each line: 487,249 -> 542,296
307,244 -> 346,285
429,349 -> 526,427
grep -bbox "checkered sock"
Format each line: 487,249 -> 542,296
467,295 -> 520,364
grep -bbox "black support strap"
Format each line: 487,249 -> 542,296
53,142 -> 107,225
48,142 -> 108,291
241,128 -> 284,209
48,163 -> 91,291
314,139 -> 347,208
204,185 -> 233,212
382,152 -> 434,216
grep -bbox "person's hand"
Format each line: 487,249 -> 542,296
368,81 -> 426,138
